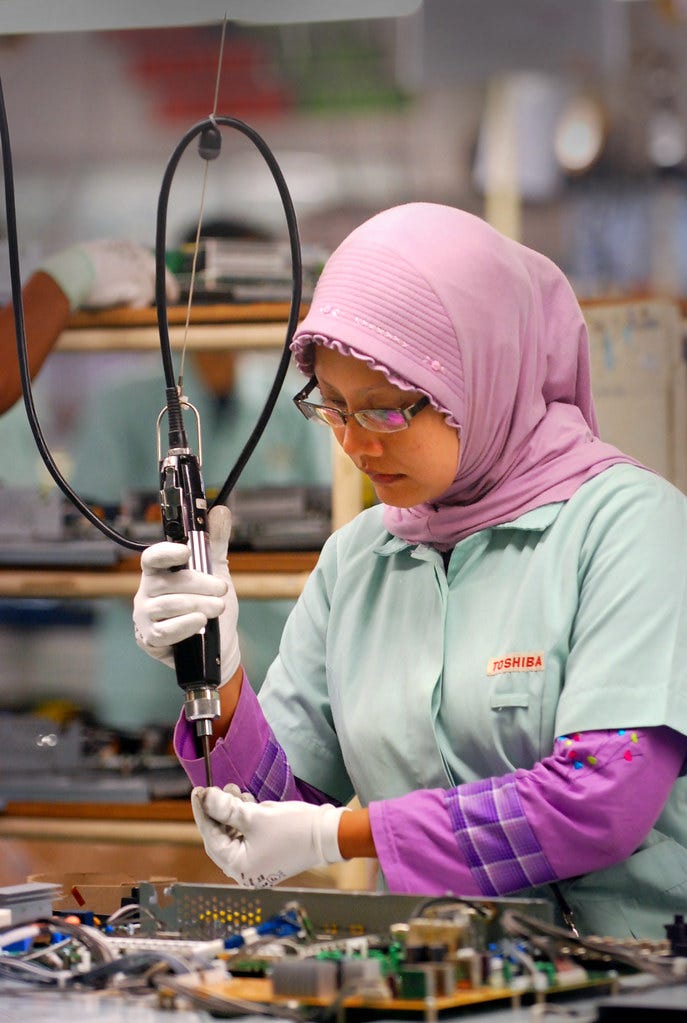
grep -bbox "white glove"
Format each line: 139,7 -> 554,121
216,783 -> 256,839
39,239 -> 180,311
133,505 -> 241,684
191,784 -> 348,888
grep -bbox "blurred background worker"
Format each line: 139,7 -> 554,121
0,241 -> 179,493
0,224 -> 332,738
69,217 -> 331,733
0,237 -> 182,735
70,345 -> 332,733
0,238 -> 180,485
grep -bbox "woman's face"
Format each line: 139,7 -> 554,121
313,345 -> 460,508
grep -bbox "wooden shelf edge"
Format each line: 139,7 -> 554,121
0,816 -> 201,845
2,800 -> 192,821
0,569 -> 314,600
67,302 -> 307,329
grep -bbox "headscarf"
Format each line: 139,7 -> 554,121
291,203 -> 638,549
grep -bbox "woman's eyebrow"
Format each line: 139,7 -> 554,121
315,381 -> 345,402
317,379 -> 409,405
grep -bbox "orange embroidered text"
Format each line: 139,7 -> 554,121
487,652 -> 545,675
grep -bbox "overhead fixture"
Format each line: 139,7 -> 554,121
554,94 -> 607,175
0,0 -> 422,33
472,72 -> 569,208
647,105 -> 687,168
643,50 -> 686,169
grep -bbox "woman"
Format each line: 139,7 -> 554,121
133,203 -> 687,938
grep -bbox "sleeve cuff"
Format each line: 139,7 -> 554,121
174,670 -> 274,789
38,245 -> 95,311
369,789 -> 482,896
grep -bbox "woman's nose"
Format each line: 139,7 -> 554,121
339,419 -> 384,459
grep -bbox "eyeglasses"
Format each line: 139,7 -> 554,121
292,375 -> 430,434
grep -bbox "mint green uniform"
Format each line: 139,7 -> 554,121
259,464 -> 687,934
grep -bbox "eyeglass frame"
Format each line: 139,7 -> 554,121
292,375 -> 431,433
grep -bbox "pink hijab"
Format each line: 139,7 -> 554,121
291,203 -> 637,549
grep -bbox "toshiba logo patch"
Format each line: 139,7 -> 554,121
487,653 -> 545,675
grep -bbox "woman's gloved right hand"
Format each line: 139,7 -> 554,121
133,504 -> 241,686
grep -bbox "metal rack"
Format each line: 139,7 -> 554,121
137,880 -> 553,943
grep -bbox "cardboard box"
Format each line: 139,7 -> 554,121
28,873 -> 176,916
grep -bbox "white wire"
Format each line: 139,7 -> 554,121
179,13 -> 228,391
530,1004 -> 597,1022
212,12 -> 228,114
0,923 -> 41,948
0,956 -> 69,985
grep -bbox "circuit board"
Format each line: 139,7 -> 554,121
135,883 -> 632,1018
175,972 -> 620,1018
0,880 -> 680,1020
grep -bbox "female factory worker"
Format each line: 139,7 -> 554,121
133,202 -> 687,939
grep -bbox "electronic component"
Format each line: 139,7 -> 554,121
172,238 -> 327,305
0,882 -> 60,925
3,881 -> 687,1021
135,882 -> 552,943
128,883 -> 635,1018
92,931 -> 225,966
272,958 -> 339,999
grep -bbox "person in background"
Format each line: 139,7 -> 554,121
133,202 -> 687,939
70,340 -> 331,733
0,239 -> 177,414
70,218 -> 331,732
0,238 -> 179,721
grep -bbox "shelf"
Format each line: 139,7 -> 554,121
0,815 -> 201,846
0,799 -> 197,844
0,551 -> 318,600
0,799 -> 200,845
0,800 -> 373,891
57,302 -> 306,352
2,800 -> 192,820
11,300 -> 360,591
0,301 -> 357,875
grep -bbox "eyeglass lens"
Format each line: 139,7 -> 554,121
306,405 -> 408,432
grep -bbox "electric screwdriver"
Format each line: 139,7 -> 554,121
159,388 -> 221,786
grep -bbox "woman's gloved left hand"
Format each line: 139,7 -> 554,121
191,785 -> 348,888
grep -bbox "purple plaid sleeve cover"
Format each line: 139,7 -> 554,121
370,727 -> 686,895
445,776 -> 554,895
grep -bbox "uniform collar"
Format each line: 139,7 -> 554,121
490,501 -> 564,532
374,500 -> 564,557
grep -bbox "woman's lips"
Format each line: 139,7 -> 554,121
366,471 -> 405,486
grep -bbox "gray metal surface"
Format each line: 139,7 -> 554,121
137,882 -> 552,943
0,988 -> 214,1021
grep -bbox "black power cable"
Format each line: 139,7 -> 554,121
154,114 -> 302,508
